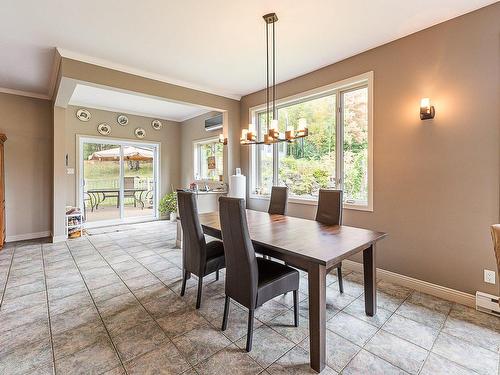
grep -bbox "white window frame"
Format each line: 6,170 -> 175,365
76,135 -> 161,227
248,71 -> 373,211
193,136 -> 223,180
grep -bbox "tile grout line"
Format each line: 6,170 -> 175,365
121,247 -> 254,370
41,243 -> 60,375
65,240 -> 129,375
0,245 -> 16,309
8,228 -> 498,374
337,283 -> 415,374
101,236 -> 269,372
417,302 -> 453,375
86,236 -> 201,373
260,277 -> 388,374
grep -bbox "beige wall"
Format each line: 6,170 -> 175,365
0,93 -> 52,240
64,106 -> 181,207
58,57 -> 241,177
180,111 -> 222,188
240,3 -> 500,295
52,57 -> 241,238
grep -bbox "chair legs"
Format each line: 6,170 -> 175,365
293,290 -> 299,327
221,297 -> 255,352
337,264 -> 344,293
215,269 -> 220,281
246,309 -> 255,352
221,295 -> 256,352
221,296 -> 230,331
196,276 -> 203,309
180,271 -> 211,309
222,294 -> 296,352
180,270 -> 190,296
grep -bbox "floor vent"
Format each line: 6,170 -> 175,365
475,291 -> 500,316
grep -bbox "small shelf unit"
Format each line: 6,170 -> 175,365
65,212 -> 83,239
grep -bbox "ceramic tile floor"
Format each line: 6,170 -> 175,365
0,220 -> 499,375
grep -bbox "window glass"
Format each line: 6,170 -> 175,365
342,87 -> 368,204
196,140 -> 223,180
255,112 -> 273,194
277,94 -> 336,198
251,80 -> 371,208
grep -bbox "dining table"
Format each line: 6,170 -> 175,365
198,209 -> 387,372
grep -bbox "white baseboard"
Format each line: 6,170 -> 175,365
51,235 -> 67,243
5,231 -> 51,243
342,260 -> 476,308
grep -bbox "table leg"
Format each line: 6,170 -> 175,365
308,263 -> 326,372
363,244 -> 377,316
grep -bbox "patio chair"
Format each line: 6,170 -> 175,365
124,176 -> 138,207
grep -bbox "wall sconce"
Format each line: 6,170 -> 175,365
420,98 -> 435,120
218,134 -> 227,145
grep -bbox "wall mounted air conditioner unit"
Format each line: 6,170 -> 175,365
205,113 -> 223,131
476,291 -> 500,316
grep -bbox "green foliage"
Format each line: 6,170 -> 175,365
159,192 -> 177,214
83,143 -> 116,160
83,161 -> 153,180
257,88 -> 368,202
83,160 -> 154,207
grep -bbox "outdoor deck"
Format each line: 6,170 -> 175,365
85,206 -> 154,223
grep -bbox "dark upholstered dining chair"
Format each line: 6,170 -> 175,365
316,189 -> 344,293
262,186 -> 289,260
268,186 -> 288,215
219,197 -> 299,351
177,191 -> 225,309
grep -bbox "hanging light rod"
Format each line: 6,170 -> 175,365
241,12 -> 309,146
263,12 -> 278,24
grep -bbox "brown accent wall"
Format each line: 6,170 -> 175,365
0,93 -> 53,240
240,3 -> 500,295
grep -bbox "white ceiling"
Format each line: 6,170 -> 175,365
0,0 -> 496,99
68,84 -> 211,122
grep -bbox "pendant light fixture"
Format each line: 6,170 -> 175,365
240,12 -> 309,145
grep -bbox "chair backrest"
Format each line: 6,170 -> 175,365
177,191 -> 206,275
219,197 -> 259,309
315,189 -> 343,225
491,225 -> 500,293
268,186 -> 288,215
124,176 -> 135,189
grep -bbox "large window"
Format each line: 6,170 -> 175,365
194,138 -> 224,180
250,73 -> 372,210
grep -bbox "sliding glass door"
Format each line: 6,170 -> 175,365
79,137 -> 159,226
122,144 -> 156,219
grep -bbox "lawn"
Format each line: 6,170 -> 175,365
84,161 -> 154,207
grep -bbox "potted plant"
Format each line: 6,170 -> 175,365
159,192 -> 177,221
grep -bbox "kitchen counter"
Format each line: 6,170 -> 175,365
192,190 -> 227,195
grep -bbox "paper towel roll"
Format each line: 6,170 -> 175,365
229,174 -> 246,199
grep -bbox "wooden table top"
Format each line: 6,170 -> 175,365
198,210 -> 387,268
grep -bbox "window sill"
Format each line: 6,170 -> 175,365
249,194 -> 373,212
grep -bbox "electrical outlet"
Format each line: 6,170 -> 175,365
484,269 -> 496,284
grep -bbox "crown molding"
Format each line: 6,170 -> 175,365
56,48 -> 242,101
67,99 -> 209,123
48,51 -> 62,99
0,87 -> 50,100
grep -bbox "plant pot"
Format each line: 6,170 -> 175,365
170,212 -> 177,222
